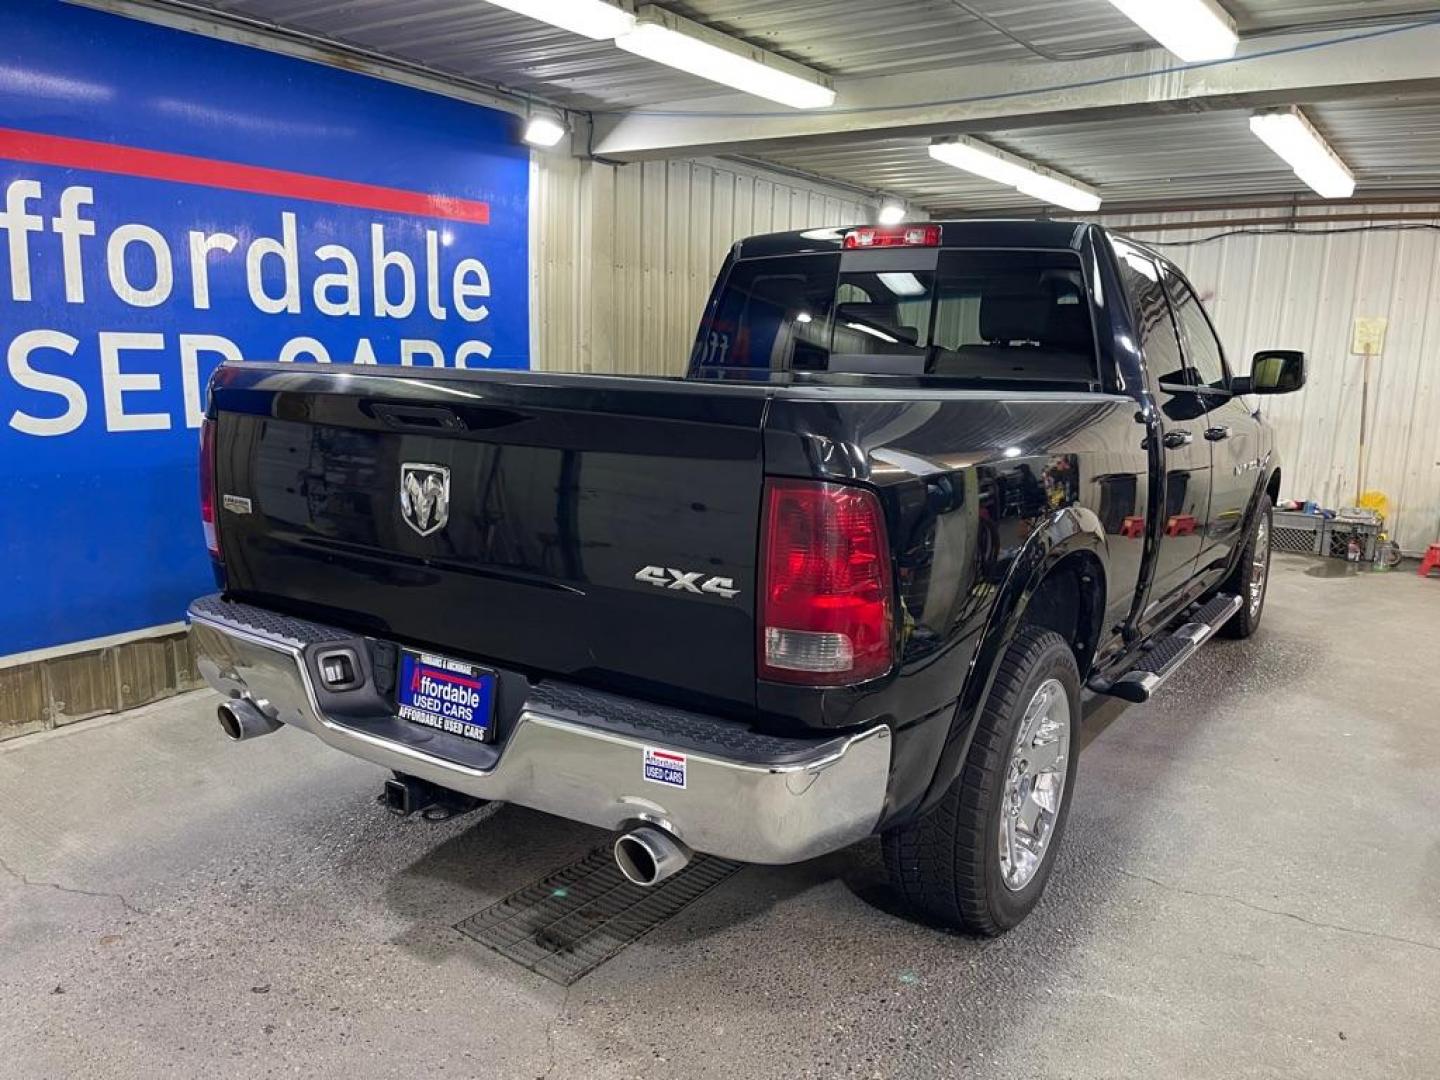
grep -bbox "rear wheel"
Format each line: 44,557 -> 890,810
882,627 -> 1080,934
1220,496 -> 1272,639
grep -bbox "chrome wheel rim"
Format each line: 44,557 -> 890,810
1249,515 -> 1270,617
998,678 -> 1072,892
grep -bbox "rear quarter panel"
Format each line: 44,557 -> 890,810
761,389 -> 1150,814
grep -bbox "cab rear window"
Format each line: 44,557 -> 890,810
690,248 -> 1099,388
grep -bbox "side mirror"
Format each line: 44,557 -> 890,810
1234,349 -> 1305,395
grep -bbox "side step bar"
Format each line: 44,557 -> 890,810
1090,593 -> 1243,704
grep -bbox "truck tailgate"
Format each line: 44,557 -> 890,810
210,365 -> 768,713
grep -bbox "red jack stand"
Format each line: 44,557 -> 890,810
1420,544 -> 1440,578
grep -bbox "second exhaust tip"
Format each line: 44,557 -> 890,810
614,826 -> 691,887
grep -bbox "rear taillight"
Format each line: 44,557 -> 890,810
759,479 -> 895,685
199,417 -> 219,559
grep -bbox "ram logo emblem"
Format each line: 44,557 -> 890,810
634,565 -> 740,600
399,463 -> 450,537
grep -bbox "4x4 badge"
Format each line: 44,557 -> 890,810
399,463 -> 450,537
634,565 -> 740,599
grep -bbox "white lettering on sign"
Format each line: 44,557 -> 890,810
53,185 -> 95,304
179,334 -> 242,428
1,180 -> 42,301
2,179 -> 496,321
99,332 -> 169,431
0,176 -> 506,436
453,258 -> 489,323
455,340 -> 492,368
425,229 -> 447,321
8,329 -> 85,436
401,339 -> 445,367
107,223 -> 173,307
314,243 -> 360,317
245,211 -> 300,315
371,223 -> 415,319
188,230 -> 238,310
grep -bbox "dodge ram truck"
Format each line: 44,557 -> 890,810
188,219 -> 1305,933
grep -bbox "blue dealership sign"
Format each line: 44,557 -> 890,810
0,0 -> 530,654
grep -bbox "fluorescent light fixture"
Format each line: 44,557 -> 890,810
523,115 -> 567,148
1249,107 -> 1356,199
480,0 -> 635,40
616,6 -> 836,109
929,138 -> 1028,188
1105,0 -> 1238,62
877,272 -> 927,298
1015,173 -> 1102,213
929,137 -> 1102,213
877,200 -> 908,226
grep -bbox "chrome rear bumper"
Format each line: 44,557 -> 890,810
187,595 -> 890,864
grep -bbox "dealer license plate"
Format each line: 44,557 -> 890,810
396,650 -> 495,743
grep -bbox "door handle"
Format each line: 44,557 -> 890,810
1162,429 -> 1193,449
370,402 -> 466,432
1204,426 -> 1231,442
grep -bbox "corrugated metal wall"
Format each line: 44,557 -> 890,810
530,154 -> 876,376
529,163 -> 1440,554
1106,206 -> 1440,554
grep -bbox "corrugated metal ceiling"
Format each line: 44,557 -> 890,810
172,0 -> 1440,110
142,0 -> 1440,208
749,94 -> 1440,213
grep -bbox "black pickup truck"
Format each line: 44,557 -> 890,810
189,219 -> 1304,934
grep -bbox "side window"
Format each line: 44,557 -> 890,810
1163,268 -> 1229,391
1112,243 -> 1187,387
1112,240 -> 1209,423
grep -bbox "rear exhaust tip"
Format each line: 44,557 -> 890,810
614,826 -> 691,887
217,698 -> 282,741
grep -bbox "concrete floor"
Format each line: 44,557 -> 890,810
1,554 -> 1437,1079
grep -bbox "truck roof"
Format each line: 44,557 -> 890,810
735,218 -> 1095,259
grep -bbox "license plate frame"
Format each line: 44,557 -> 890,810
396,649 -> 496,743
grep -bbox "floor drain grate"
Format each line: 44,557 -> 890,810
456,846 -> 743,985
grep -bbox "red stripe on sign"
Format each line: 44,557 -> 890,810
650,750 -> 685,762
0,126 -> 490,224
419,665 -> 483,689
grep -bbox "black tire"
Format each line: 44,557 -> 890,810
882,627 -> 1081,935
1219,495 -> 1272,639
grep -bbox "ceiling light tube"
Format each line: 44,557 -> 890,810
616,6 -> 836,109
929,137 -> 1102,213
480,0 -> 635,40
877,272 -> 927,297
1249,107 -> 1356,199
1105,0 -> 1238,63
846,322 -> 898,344
928,138 -> 1029,188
